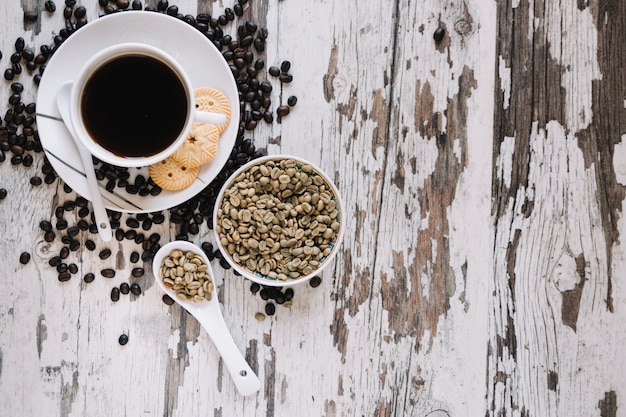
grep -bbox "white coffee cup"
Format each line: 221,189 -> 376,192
68,42 -> 227,168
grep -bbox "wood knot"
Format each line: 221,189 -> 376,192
454,19 -> 473,36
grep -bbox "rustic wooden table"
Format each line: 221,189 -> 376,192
1,0 -> 624,416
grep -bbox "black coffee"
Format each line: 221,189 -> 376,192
81,54 -> 188,157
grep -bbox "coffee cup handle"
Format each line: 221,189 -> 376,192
194,110 -> 228,126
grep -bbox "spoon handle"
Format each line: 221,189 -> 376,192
195,302 -> 261,396
77,144 -> 112,242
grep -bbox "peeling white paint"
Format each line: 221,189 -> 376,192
498,55 -> 511,110
497,136 -> 516,188
545,4 -> 601,131
614,134 -> 626,186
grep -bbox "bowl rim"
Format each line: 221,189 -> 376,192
212,154 -> 344,287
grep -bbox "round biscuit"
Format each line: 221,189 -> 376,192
149,157 -> 200,191
172,123 -> 220,168
194,87 -> 231,133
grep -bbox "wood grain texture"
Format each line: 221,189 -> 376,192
0,0 -> 623,416
489,0 -> 626,416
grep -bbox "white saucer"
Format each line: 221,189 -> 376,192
36,11 -> 239,213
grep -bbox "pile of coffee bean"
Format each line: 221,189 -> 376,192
2,0 -> 314,326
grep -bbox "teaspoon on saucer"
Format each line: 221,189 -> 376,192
56,81 -> 112,242
152,240 -> 261,396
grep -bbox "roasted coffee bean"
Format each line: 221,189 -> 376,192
124,252 -> 138,265
101,268 -> 116,278
85,239 -> 96,251
48,256 -> 61,267
30,176 -> 42,186
74,5 -> 86,18
141,218 -> 152,230
45,1 -> 56,12
250,282 -> 261,294
44,231 -> 56,242
166,5 -> 178,16
132,0 -> 142,10
40,220 -> 53,232
4,69 -> 15,81
69,240 -> 80,251
77,220 -> 89,231
277,105 -> 290,117
287,95 -> 298,106
19,252 -> 31,264
61,235 -> 73,245
280,60 -> 291,73
99,248 -> 112,260
156,0 -> 168,11
10,82 -> 24,93
284,288 -> 294,301
98,0 -> 108,6
33,74 -> 42,85
14,37 -> 25,52
68,263 -> 78,274
54,206 -> 64,219
268,66 -> 280,77
57,263 -> 68,273
56,219 -> 68,230
141,251 -> 153,262
259,288 -> 270,300
162,294 -> 175,306
124,230 -> 137,240
58,272 -> 71,282
111,287 -> 120,302
65,0 -> 77,6
118,334 -> 129,345
59,246 -> 69,259
115,228 -> 124,241
83,272 -> 95,283
434,25 -> 445,42
126,218 -> 140,228
265,302 -> 276,316
131,267 -> 144,277
120,282 -> 130,294
274,291 -> 286,305
63,7 -> 72,19
279,74 -> 293,83
309,276 -> 322,288
78,206 -> 90,218
130,283 -> 141,296
22,49 -> 35,62
67,226 -> 79,237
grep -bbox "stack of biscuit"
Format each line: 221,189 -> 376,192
149,87 -> 231,191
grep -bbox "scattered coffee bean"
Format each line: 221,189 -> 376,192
85,240 -> 96,251
59,246 -> 69,259
250,282 -> 261,294
284,287 -> 294,301
434,25 -> 445,42
310,275 -> 322,288
162,294 -> 175,305
131,267 -> 144,277
265,302 -> 276,316
287,95 -> 298,106
49,256 -> 61,267
44,0 -> 56,13
58,272 -> 71,282
99,248 -> 112,260
130,251 -> 140,263
68,263 -> 78,274
130,283 -> 141,296
101,268 -> 116,278
111,287 -> 120,302
120,282 -> 130,294
118,333 -> 129,345
83,272 -> 95,283
255,312 -> 266,321
19,252 -> 31,264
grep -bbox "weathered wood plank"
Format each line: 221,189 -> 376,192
489,0 -> 626,416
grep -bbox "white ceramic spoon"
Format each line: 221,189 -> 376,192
56,82 -> 112,242
152,240 -> 261,396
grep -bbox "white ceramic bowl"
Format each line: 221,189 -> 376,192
213,155 -> 344,287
